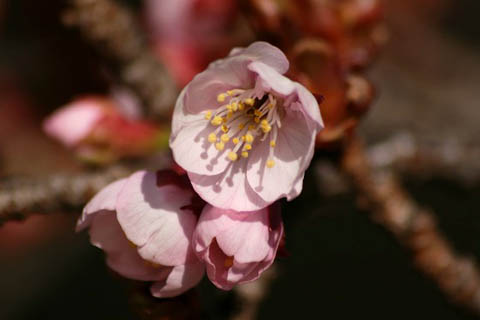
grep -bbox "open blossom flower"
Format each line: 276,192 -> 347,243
77,170 -> 205,298
170,41 -> 324,211
193,204 -> 283,290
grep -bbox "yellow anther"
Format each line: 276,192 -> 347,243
268,103 -> 274,109
221,125 -> 229,133
215,142 -> 225,151
241,135 -> 246,141
231,102 -> 238,112
227,111 -> 233,119
217,93 -> 227,102
227,90 -> 235,96
254,117 -> 260,123
232,137 -> 240,145
204,110 -> 212,120
241,151 -> 249,158
261,119 -> 271,132
266,159 -> 275,168
238,103 -> 245,111
248,124 -> 256,131
238,123 -> 245,130
226,104 -> 233,111
270,140 -> 276,148
208,133 -> 217,143
224,257 -> 234,268
244,144 -> 252,151
228,152 -> 238,161
245,133 -> 254,143
245,98 -> 255,106
211,116 -> 223,126
254,110 -> 262,117
221,134 -> 230,143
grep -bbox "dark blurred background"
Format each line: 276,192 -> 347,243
1,0 -> 480,319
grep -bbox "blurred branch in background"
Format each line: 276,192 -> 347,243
342,138 -> 480,313
0,165 -> 131,226
62,0 -> 177,119
368,133 -> 480,185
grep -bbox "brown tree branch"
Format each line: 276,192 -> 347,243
367,133 -> 480,185
63,0 -> 177,118
0,165 -> 131,226
342,137 -> 480,313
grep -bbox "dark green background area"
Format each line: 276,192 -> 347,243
1,0 -> 480,319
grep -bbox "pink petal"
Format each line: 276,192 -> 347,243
228,41 -> 289,74
203,239 -> 235,290
248,61 -> 323,129
188,161 -> 269,212
150,262 -> 205,298
184,57 -> 254,114
88,211 -> 171,281
294,83 -> 324,130
287,173 -> 305,201
170,88 -> 205,139
248,61 -> 295,96
246,111 -> 316,204
76,178 -> 128,231
116,171 -> 198,266
170,119 -> 231,176
182,42 -> 289,115
195,206 -> 271,263
193,205 -> 283,290
43,101 -> 104,147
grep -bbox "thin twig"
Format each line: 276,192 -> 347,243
367,133 -> 480,185
0,165 -> 131,226
342,137 -> 480,313
63,0 -> 177,118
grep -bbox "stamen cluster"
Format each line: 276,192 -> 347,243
204,89 -> 280,167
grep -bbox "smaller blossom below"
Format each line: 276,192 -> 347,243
193,204 -> 283,290
170,41 -> 324,212
77,170 -> 205,298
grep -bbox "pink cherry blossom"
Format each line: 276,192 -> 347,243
77,170 -> 205,298
170,41 -> 324,211
43,98 -> 105,147
192,203 -> 283,290
43,95 -> 165,163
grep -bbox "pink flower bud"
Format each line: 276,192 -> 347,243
43,98 -> 106,147
77,170 -> 205,298
192,203 -> 283,290
44,95 -> 167,163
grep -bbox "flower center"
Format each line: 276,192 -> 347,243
203,88 -> 282,168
